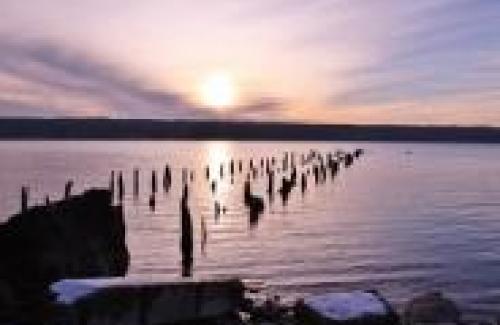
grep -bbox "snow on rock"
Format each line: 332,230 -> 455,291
50,274 -> 242,304
303,290 -> 390,321
51,278 -> 114,304
50,276 -> 245,324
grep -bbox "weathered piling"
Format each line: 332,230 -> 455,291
301,173 -> 307,194
345,153 -> 354,168
109,170 -> 115,198
163,165 -> 172,192
244,176 -> 265,227
205,165 -> 210,179
21,186 -> 29,213
133,168 -> 139,197
267,171 -> 274,197
152,170 -> 158,193
330,160 -> 339,178
64,180 -> 74,199
278,176 -> 293,205
354,148 -> 364,158
291,167 -> 297,185
118,172 -> 124,202
180,184 -> 193,277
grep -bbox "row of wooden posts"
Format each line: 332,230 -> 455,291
19,148 -> 364,216
18,148 -> 364,277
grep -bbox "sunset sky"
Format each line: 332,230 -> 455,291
0,0 -> 499,125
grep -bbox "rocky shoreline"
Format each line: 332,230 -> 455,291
0,189 -> 497,325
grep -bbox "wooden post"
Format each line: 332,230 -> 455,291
21,186 -> 28,213
133,168 -> 139,198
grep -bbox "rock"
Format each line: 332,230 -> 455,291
296,290 -> 399,325
403,291 -> 461,325
49,276 -> 244,325
0,189 -> 129,321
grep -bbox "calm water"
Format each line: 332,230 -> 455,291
1,141 -> 500,316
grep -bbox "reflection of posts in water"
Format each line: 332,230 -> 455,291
180,184 -> 193,277
201,215 -> 207,255
238,160 -> 243,173
252,168 -> 258,179
249,208 -> 260,228
230,159 -> 234,176
133,168 -> 139,198
215,201 -> 221,217
205,166 -> 210,180
219,164 -> 224,179
21,186 -> 28,213
182,168 -> 188,184
211,180 -> 217,194
149,194 -> 155,211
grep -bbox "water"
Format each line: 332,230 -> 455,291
1,141 -> 500,316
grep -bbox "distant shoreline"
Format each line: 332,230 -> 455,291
1,118 -> 500,143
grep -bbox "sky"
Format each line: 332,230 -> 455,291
0,0 -> 499,125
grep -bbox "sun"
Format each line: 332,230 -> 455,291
200,73 -> 236,109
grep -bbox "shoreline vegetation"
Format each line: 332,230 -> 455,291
1,118 -> 500,143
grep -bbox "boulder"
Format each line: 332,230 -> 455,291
0,189 -> 129,320
296,290 -> 399,325
49,276 -> 244,325
403,291 -> 461,325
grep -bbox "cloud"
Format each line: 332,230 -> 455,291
0,37 -> 290,121
0,38 -> 209,118
323,0 -> 500,111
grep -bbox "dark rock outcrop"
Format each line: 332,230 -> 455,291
50,277 -> 244,325
403,291 -> 461,325
0,189 -> 129,319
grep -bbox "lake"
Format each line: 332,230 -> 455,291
1,141 -> 500,316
